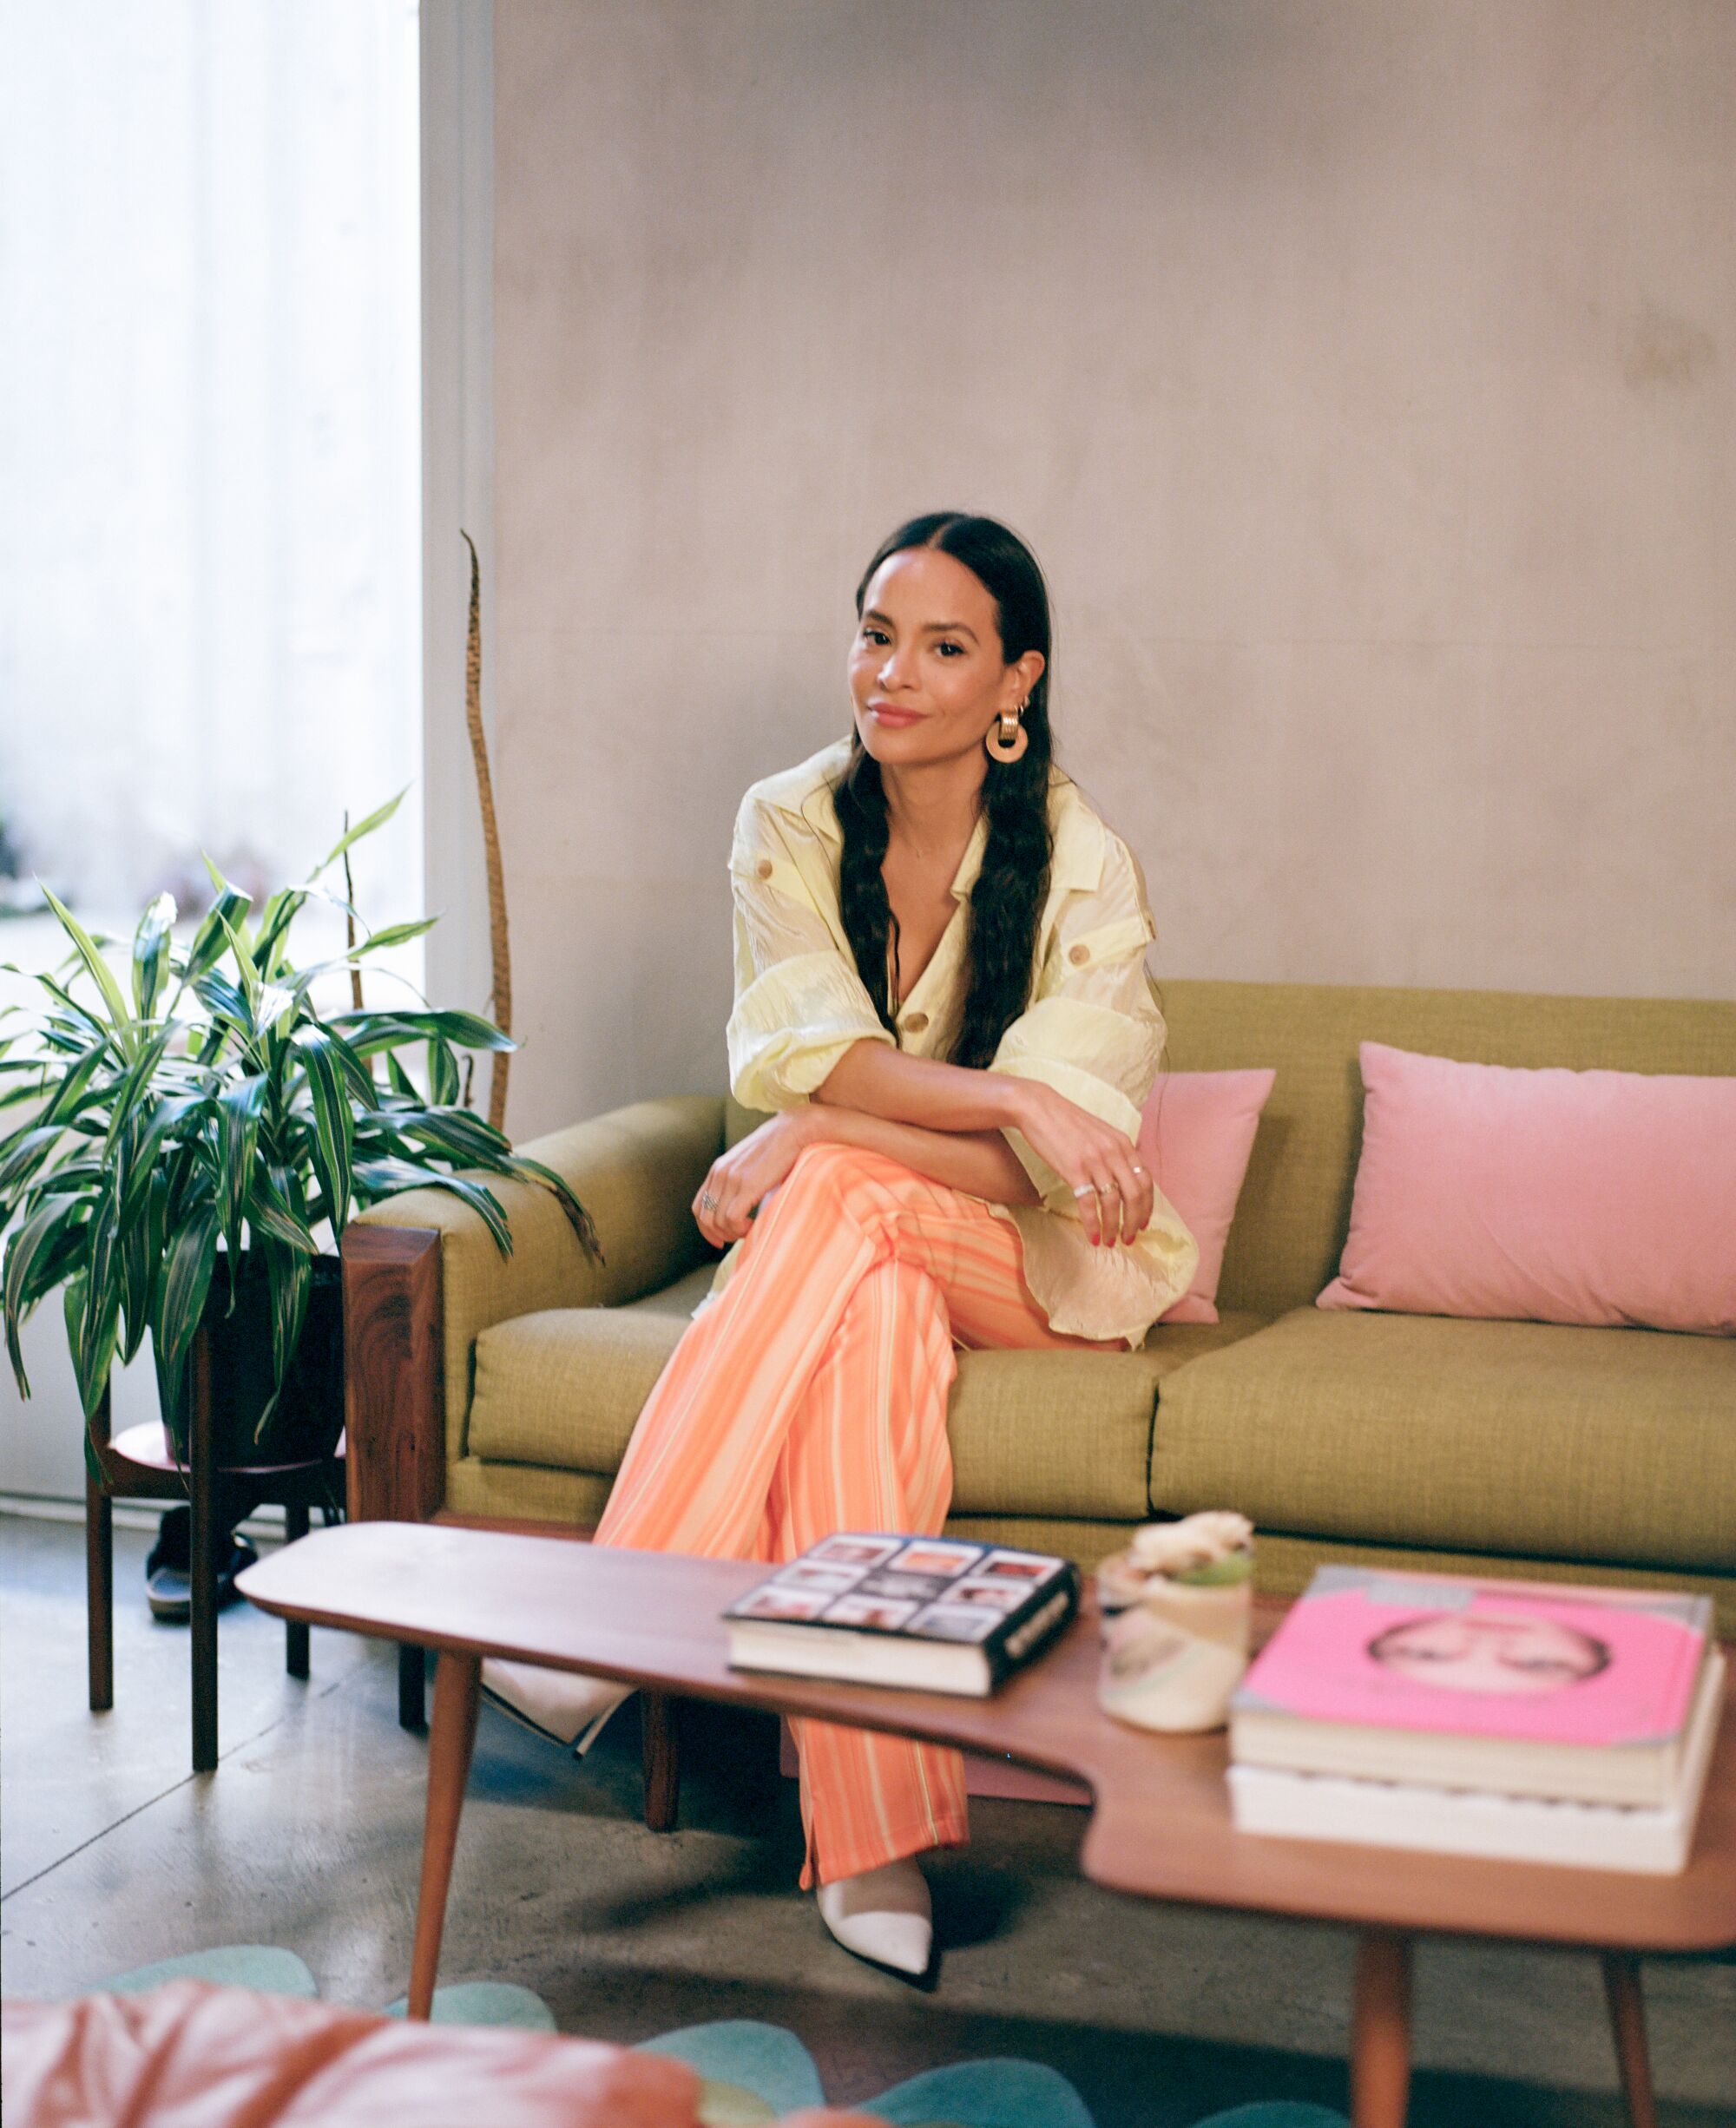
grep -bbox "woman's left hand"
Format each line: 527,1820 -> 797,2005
693,1109 -> 818,1247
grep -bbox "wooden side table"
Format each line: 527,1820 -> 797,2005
85,1331 -> 345,1773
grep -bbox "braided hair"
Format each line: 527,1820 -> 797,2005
835,512 -> 1055,1072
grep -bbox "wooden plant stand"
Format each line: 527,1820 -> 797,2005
85,1333 -> 345,1774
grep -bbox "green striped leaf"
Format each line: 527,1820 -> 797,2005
131,893 -> 176,1020
101,1022 -> 177,1168
215,910 -> 262,1015
185,885 -> 253,983
41,887 -> 135,1054
62,1274 -> 117,1423
193,969 -> 253,1039
350,915 -> 437,956
312,1020 -> 375,1107
509,1153 -> 603,1264
426,1036 -> 460,1107
330,1008 -> 515,1055
318,788 -> 405,873
246,1165 -> 317,1255
156,1201 -> 219,1371
118,1168 -> 167,1363
3,1196 -> 88,1395
75,1192 -> 122,1414
395,1107 -> 511,1164
215,1075 -> 268,1264
256,982 -> 297,1038
257,1238 -> 311,1441
352,1156 -> 513,1254
120,1092 -> 211,1225
293,1028 -> 352,1238
0,1122 -> 65,1200
252,889 -> 306,977
0,1075 -> 49,1115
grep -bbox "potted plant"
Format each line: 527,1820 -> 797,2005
0,797 -> 598,1468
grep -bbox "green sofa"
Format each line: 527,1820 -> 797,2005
344,981 -> 1736,1639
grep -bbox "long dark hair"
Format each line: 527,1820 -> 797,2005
835,512 -> 1055,1071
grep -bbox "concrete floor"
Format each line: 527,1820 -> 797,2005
3,1508 -> 1733,2125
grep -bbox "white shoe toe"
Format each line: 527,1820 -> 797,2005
817,1859 -> 934,1977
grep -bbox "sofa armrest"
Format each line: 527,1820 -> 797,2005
344,1096 -> 725,1511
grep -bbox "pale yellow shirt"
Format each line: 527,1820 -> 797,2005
723,739 -> 1199,1345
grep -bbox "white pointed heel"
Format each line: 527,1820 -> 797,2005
817,1857 -> 933,1977
480,1658 -> 633,1754
571,1688 -> 632,1757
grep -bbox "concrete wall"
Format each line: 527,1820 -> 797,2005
488,0 -> 1734,1144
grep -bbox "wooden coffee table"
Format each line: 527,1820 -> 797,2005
238,1523 -> 1736,2128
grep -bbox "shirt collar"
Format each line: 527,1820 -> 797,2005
790,741 -> 1107,901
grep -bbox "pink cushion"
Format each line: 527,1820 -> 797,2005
0,1984 -> 884,2128
1137,1069 -> 1277,1325
1318,1042 -> 1736,1336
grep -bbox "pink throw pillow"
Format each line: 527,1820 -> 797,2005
1137,1069 -> 1277,1325
1318,1043 -> 1736,1335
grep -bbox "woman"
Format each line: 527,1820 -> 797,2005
484,512 -> 1198,1975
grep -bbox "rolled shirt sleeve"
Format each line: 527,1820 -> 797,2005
987,834 -> 1200,1337
988,837 -> 1165,1205
726,794 -> 894,1111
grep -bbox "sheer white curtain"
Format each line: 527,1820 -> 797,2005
0,0 -> 422,1501
0,0 -> 422,937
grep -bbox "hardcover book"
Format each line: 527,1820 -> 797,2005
1230,1565 -> 1714,1807
725,1534 -> 1080,1696
1228,1648 -> 1726,1874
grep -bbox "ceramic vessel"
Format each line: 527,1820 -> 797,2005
1096,1512 -> 1255,1733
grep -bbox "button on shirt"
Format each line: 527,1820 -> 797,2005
724,740 -> 1199,1345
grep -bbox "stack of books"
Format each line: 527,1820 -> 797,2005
1227,1566 -> 1725,1874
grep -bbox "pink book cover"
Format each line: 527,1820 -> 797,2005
1235,1567 -> 1710,1747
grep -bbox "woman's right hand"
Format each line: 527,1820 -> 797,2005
691,1108 -> 818,1248
1006,1080 -> 1153,1245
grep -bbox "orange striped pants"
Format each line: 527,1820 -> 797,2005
594,1140 -> 1108,1886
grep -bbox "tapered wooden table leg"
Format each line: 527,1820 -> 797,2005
1351,1928 -> 1413,2128
399,1643 -> 427,1731
86,1383 -> 114,1711
406,1649 -> 481,2020
282,1502 -> 310,1678
86,1451 -> 114,1711
1602,1953 -> 1658,2128
189,1337 -> 220,1774
641,1691 -> 680,1831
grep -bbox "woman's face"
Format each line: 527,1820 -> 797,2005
1369,1611 -> 1609,1696
848,547 -> 1043,772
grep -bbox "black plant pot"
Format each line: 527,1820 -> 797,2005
165,1253 -> 345,1469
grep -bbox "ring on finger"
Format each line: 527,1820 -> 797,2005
699,1192 -> 718,1213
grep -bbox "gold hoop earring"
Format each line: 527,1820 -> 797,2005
985,704 -> 1029,764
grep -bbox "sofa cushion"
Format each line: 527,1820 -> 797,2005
1150,1307 -> 1736,1570
0,1982 -> 875,2128
1139,1067 -> 1277,1323
467,1285 -> 1266,1521
946,1315 -> 1266,1517
1157,981 -> 1736,1319
1317,1043 -> 1736,1335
